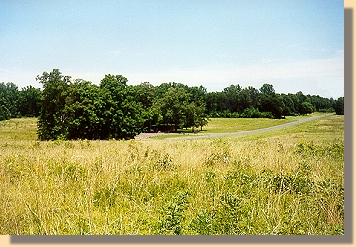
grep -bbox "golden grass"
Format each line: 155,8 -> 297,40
0,115 -> 344,235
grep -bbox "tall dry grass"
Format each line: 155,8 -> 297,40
0,116 -> 344,235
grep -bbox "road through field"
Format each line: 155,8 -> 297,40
165,113 -> 335,141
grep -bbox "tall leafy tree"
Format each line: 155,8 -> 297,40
36,69 -> 70,140
154,87 -> 191,132
0,83 -> 11,120
238,88 -> 253,113
18,86 -> 42,117
280,93 -> 296,116
299,101 -> 314,115
62,79 -> 101,139
0,82 -> 20,118
259,83 -> 275,95
133,82 -> 158,132
258,84 -> 285,118
223,84 -> 242,113
98,74 -> 145,139
334,97 -> 344,115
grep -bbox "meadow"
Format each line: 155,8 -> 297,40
150,113 -> 326,139
0,115 -> 344,235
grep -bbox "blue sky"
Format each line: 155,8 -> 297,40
0,0 -> 344,98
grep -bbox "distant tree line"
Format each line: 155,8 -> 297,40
1,69 -> 344,140
0,82 -> 42,121
205,83 -> 343,118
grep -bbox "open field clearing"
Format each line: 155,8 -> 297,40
202,113 -> 326,133
149,112 -> 328,140
0,115 -> 344,235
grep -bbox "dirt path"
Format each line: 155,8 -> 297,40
134,132 -> 169,140
163,113 -> 335,141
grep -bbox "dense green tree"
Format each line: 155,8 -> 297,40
62,79 -> 102,139
299,101 -> 315,115
280,94 -> 296,116
238,88 -> 253,113
309,95 -> 334,112
155,82 -> 189,99
154,85 -> 209,132
18,86 -> 42,117
0,83 -> 11,120
205,91 -> 226,117
223,84 -> 242,113
0,82 -> 42,120
259,94 -> 285,119
258,84 -> 285,118
154,87 -> 191,131
334,97 -> 344,115
36,69 -> 70,140
0,82 -> 20,118
98,74 -> 145,139
133,82 -> 160,132
183,102 -> 208,131
246,86 -> 259,108
0,104 -> 10,121
187,85 -> 207,102
259,83 -> 275,95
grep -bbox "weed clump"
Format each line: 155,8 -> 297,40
295,140 -> 344,159
204,139 -> 231,166
154,153 -> 178,171
93,185 -> 118,208
268,172 -> 314,195
156,191 -> 190,235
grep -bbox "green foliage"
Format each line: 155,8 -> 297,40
0,104 -> 11,121
93,185 -> 118,208
18,86 -> 42,117
36,69 -> 70,140
299,101 -> 315,115
204,83 -> 334,119
240,107 -> 273,118
268,172 -> 315,195
97,75 -> 145,139
154,87 -> 191,131
0,82 -> 20,119
34,70 -> 209,139
258,93 -> 285,119
36,70 -> 146,140
157,191 -> 189,235
334,97 -> 344,115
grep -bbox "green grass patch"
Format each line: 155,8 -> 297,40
0,118 -> 38,141
151,113 -> 325,140
203,116 -> 295,133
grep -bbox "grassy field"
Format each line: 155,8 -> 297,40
151,112 -> 325,139
203,113 -> 324,133
0,115 -> 344,235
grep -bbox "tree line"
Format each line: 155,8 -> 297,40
0,82 -> 41,121
1,69 -> 344,140
205,83 -> 344,118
